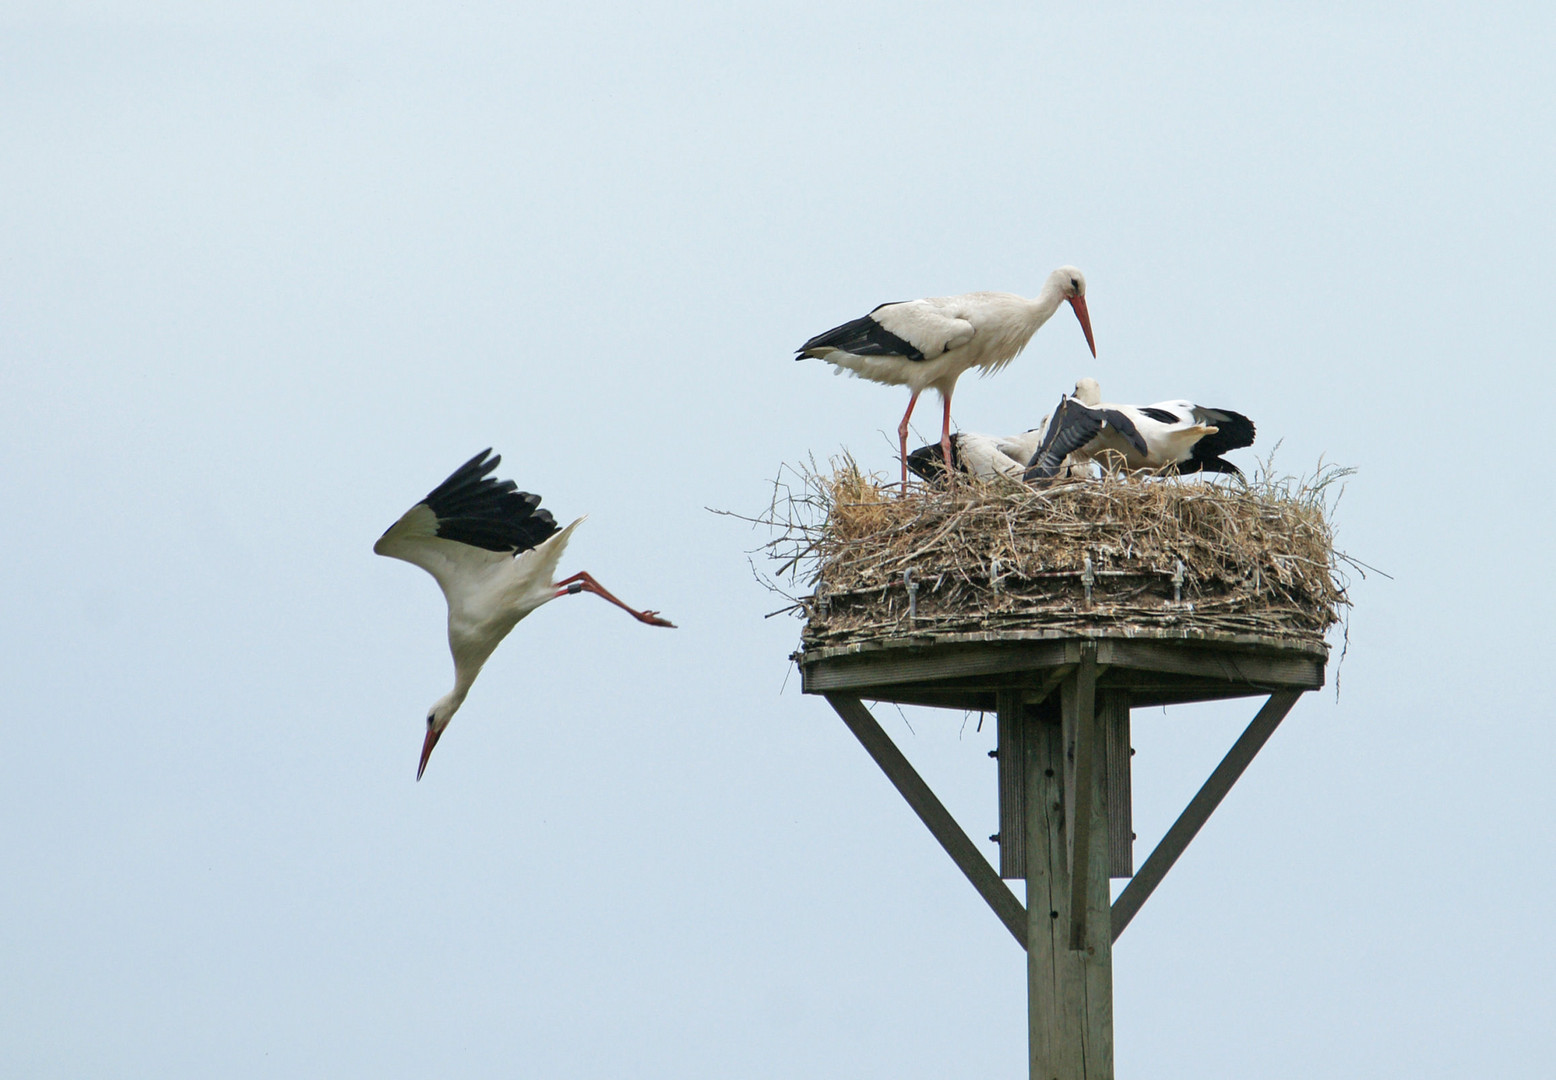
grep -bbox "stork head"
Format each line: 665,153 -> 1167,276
417,693 -> 463,781
1074,377 -> 1102,406
1051,265 -> 1096,359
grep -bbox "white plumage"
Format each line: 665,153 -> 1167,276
797,266 -> 1096,486
906,429 -> 1045,484
1025,379 -> 1256,480
374,449 -> 674,780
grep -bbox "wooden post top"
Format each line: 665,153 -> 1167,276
798,628 -> 1326,711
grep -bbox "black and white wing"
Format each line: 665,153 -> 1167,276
374,449 -> 560,597
797,299 -> 976,363
1185,406 -> 1256,473
1025,398 -> 1104,480
1024,399 -> 1148,481
1136,403 -> 1256,475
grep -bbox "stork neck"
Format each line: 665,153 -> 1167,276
1028,274 -> 1068,323
444,673 -> 476,710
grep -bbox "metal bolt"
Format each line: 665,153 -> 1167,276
1172,558 -> 1185,603
1050,910 -> 1059,919
1044,768 -> 1055,777
1082,554 -> 1095,605
988,748 -> 999,759
989,833 -> 1001,844
904,568 -> 918,619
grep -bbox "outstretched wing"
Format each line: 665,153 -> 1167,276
1025,397 -> 1108,480
374,449 -> 561,600
1101,409 -> 1148,457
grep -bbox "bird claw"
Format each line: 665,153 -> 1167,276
640,611 -> 676,628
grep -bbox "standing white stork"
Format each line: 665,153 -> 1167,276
796,266 -> 1096,487
374,449 -> 675,780
1024,378 -> 1256,480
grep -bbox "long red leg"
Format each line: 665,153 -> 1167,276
939,391 -> 955,477
897,389 -> 922,489
556,571 -> 675,627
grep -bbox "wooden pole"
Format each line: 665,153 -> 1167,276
1027,683 -> 1114,1079
997,689 -> 1027,879
1066,647 -> 1098,950
1100,691 -> 1133,879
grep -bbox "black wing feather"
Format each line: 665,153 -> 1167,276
1190,408 -> 1256,459
796,308 -> 926,362
1024,398 -> 1106,481
1100,409 -> 1148,457
420,449 -> 560,555
1182,409 -> 1254,477
1180,455 -> 1245,477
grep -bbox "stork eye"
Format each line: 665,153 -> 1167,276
1069,277 -> 1079,290
426,714 -> 435,727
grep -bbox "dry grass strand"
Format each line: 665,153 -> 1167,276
745,454 -> 1355,653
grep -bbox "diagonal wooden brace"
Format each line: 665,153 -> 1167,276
825,694 -> 1029,948
1110,689 -> 1303,943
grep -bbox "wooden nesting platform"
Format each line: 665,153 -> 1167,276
780,472 -> 1348,1078
801,628 -> 1329,1080
799,627 -> 1327,711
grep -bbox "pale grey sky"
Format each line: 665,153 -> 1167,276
3,3 -> 1552,1077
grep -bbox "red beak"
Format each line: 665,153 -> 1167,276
1067,294 -> 1097,358
417,727 -> 443,781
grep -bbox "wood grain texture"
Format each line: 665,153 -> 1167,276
1066,647 -> 1099,951
1027,695 -> 1114,1078
997,690 -> 1027,880
800,633 -> 1325,710
1096,639 -> 1322,687
1101,690 -> 1133,879
803,641 -> 1076,691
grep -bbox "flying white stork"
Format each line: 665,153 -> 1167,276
1024,378 -> 1256,480
796,266 -> 1097,487
374,449 -> 675,780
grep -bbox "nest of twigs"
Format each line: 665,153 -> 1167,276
746,455 -> 1356,654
